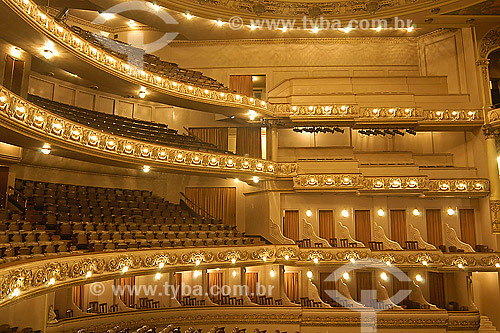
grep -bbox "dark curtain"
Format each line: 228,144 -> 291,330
460,209 -> 476,248
119,277 -> 135,307
208,272 -> 224,301
284,272 -> 299,303
246,272 -> 258,301
390,210 -> 407,246
320,272 -> 336,304
319,210 -> 335,241
426,209 -> 443,247
189,127 -> 229,150
428,272 -> 446,308
355,210 -> 371,246
236,127 -> 261,158
184,187 -> 236,226
229,75 -> 254,97
392,278 -> 410,304
356,271 -> 372,303
72,285 -> 85,310
284,210 -> 300,241
175,272 -> 182,301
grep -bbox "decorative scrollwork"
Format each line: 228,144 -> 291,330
181,251 -> 215,265
216,250 -> 249,262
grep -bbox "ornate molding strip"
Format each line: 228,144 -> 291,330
2,0 -> 271,115
294,175 -> 489,196
276,105 -> 482,126
0,87 -> 296,177
1,245 -> 499,308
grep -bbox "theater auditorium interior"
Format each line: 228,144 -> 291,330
1,0 -> 500,332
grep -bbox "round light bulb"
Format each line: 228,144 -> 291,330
415,274 -> 423,282
413,209 -> 420,216
341,209 -> 349,218
377,209 -> 385,217
380,272 -> 388,281
343,272 -> 350,280
306,270 -> 313,279
306,210 -> 313,217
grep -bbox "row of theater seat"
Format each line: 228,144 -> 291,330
0,180 -> 265,262
69,25 -> 231,93
27,95 -> 232,155
0,325 -> 39,333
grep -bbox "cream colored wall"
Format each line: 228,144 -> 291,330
27,74 -> 240,134
0,294 -> 47,331
472,272 -> 500,330
0,38 -> 32,98
157,38 -> 419,92
279,192 -> 489,249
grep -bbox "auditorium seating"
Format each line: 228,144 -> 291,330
69,26 -> 231,93
28,95 -> 231,154
0,180 -> 264,262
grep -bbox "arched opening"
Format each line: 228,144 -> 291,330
489,48 -> 500,108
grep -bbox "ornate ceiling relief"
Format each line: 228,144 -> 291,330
480,25 -> 500,58
165,0 -> 428,18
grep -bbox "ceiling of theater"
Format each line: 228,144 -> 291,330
31,0 -> 500,41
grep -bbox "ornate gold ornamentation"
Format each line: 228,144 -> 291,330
480,26 -> 500,58
180,251 -> 215,265
299,250 -> 334,262
216,250 -> 249,262
490,200 -> 500,234
251,248 -> 275,261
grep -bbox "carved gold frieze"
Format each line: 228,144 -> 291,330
0,246 -> 499,308
489,200 -> 500,234
294,175 -> 489,196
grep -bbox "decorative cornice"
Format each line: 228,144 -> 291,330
293,175 -> 489,196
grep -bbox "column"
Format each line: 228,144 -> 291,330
480,57 -> 500,235
271,126 -> 279,161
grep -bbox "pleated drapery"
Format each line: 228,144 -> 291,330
246,272 -> 259,301
175,272 -> 182,301
72,285 -> 85,310
236,127 -> 261,158
319,210 -> 335,241
184,187 -> 236,226
319,272 -> 336,304
229,75 -> 254,97
284,210 -> 300,241
189,128 -> 229,150
390,210 -> 407,246
428,272 -> 446,309
426,209 -> 443,247
356,271 -> 372,303
460,209 -> 476,248
119,277 -> 135,307
355,210 -> 371,246
208,272 -> 224,301
284,272 -> 299,303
